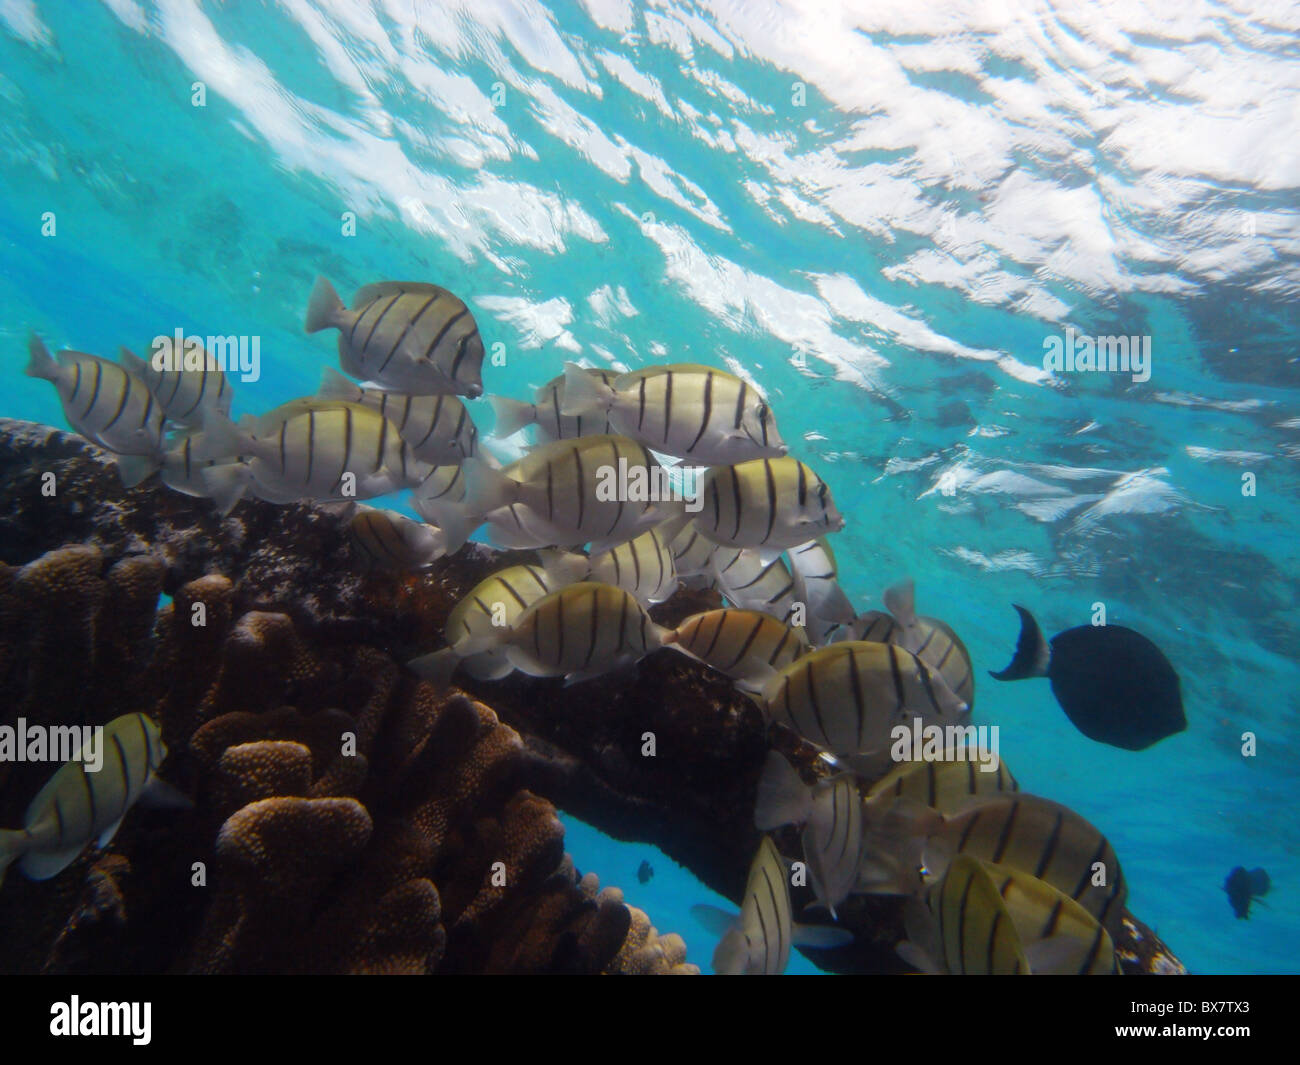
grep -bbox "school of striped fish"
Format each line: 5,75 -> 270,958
20,276 -> 1132,975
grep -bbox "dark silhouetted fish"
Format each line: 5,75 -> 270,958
637,859 -> 654,885
989,605 -> 1185,751
1224,866 -> 1270,919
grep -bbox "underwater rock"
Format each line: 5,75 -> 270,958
0,420 -> 1181,974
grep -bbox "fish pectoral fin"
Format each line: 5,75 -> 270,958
689,904 -> 736,936
790,922 -> 853,949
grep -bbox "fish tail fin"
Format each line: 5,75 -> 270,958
316,365 -> 361,401
407,648 -> 462,690
537,548 -> 590,587
461,456 -> 517,516
488,396 -> 537,439
423,503 -> 477,556
115,453 -> 161,489
753,750 -> 813,830
559,362 -> 614,418
0,829 -> 29,888
200,462 -> 250,517
25,334 -> 59,382
191,409 -> 251,463
883,577 -> 916,626
988,603 -> 1051,681
305,276 -> 345,333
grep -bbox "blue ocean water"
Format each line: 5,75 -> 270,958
1,0 -> 1296,974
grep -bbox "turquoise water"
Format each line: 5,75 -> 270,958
2,0 -> 1297,974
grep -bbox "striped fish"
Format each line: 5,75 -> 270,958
473,435 -> 675,551
695,457 -> 844,551
0,713 -> 168,886
560,362 -> 787,465
26,336 -> 165,461
540,518 -> 683,606
503,581 -> 669,684
347,505 -> 449,571
864,750 -> 1018,815
760,641 -> 969,760
665,609 -> 808,696
120,343 -> 232,428
981,861 -> 1121,974
788,537 -> 856,645
199,403 -> 422,515
927,793 -> 1128,938
899,854 -> 1031,975
316,366 -> 481,463
711,547 -> 800,624
667,523 -> 719,587
489,367 -> 618,441
407,563 -> 557,687
851,579 -> 975,709
115,429 -> 240,497
305,277 -> 485,397
753,753 -> 862,918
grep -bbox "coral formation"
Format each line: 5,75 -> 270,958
0,420 -> 1182,974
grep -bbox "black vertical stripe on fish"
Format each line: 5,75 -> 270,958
796,460 -> 808,508
182,435 -> 193,482
70,361 -> 83,406
163,361 -> 186,407
1041,898 -> 1065,939
1035,812 -> 1065,879
423,306 -> 468,364
887,646 -> 907,713
805,656 -> 829,747
917,661 -> 945,715
688,371 -> 714,454
1073,839 -> 1110,901
584,587 -> 600,668
663,370 -> 674,445
305,410 -> 317,483
957,807 -> 982,852
375,408 -> 390,471
449,331 -> 476,384
555,591 -> 565,664
136,714 -> 154,769
760,403 -> 770,447
916,627 -> 939,658
112,733 -> 132,816
277,422 -> 288,477
762,460 -> 778,544
84,360 -> 104,421
1079,924 -> 1107,975
610,542 -> 624,586
630,536 -> 643,590
573,447 -> 585,530
701,611 -> 727,658
768,626 -> 795,666
448,399 -> 466,450
140,389 -> 157,437
377,293 -> 438,374
617,590 -> 630,650
729,469 -> 744,542
80,761 -> 98,828
956,871 -> 975,974
545,461 -> 555,521
734,380 -> 748,430
831,783 -> 851,864
179,362 -> 210,420
103,368 -> 135,432
991,801 -> 1020,864
637,377 -> 647,430
339,407 -> 354,489
848,649 -> 865,750
723,613 -> 767,671
760,863 -> 783,971
359,293 -> 402,351
651,531 -> 665,594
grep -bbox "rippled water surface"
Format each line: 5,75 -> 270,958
1,0 -> 1297,973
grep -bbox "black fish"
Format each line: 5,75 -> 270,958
637,859 -> 654,885
1224,866 -> 1270,919
989,605 -> 1186,751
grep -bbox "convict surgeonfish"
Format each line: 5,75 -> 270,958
667,523 -> 719,588
663,609 -> 809,697
305,277 -> 485,397
850,580 -> 976,709
787,537 -> 856,645
26,336 -> 165,474
338,503 -> 451,571
760,641 -> 969,765
407,563 -> 557,687
470,435 -> 677,551
314,366 -> 482,465
898,855 -> 1119,975
559,362 -> 787,465
198,402 -> 422,515
754,752 -> 863,918
539,515 -> 686,607
990,604 -> 1185,751
120,343 -> 232,429
695,457 -> 844,552
925,793 -> 1128,938
863,749 -> 1017,816
116,428 -> 242,498
0,713 -> 182,886
690,836 -> 851,974
710,547 -> 800,624
500,582 -> 669,685
489,367 -> 617,442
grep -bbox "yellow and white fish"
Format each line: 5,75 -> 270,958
407,564 -> 557,687
761,640 -> 968,762
26,336 -> 165,470
539,515 -> 685,606
316,366 -> 482,464
787,537 -> 856,645
489,367 -> 618,442
305,277 -> 485,397
710,547 -> 800,624
663,608 -> 808,696
120,343 -> 233,429
690,836 -> 851,974
695,457 -> 844,552
667,522 -> 719,588
559,362 -> 787,465
470,435 -> 677,551
335,502 -> 451,571
0,713 -> 177,886
198,403 -> 422,515
754,752 -> 863,918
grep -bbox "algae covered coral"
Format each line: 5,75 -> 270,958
0,419 -> 1183,975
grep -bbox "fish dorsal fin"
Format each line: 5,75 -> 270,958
988,604 -> 1051,681
352,281 -> 452,308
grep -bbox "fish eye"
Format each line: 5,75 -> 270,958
756,401 -> 768,421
